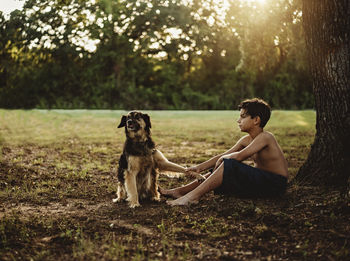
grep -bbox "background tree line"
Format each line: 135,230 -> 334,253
0,0 -> 313,110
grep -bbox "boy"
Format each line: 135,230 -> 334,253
161,98 -> 288,206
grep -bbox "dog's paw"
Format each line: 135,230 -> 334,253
129,201 -> 141,208
196,174 -> 206,182
112,198 -> 122,203
187,171 -> 206,181
151,196 -> 161,202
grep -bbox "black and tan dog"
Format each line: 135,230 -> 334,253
113,111 -> 204,208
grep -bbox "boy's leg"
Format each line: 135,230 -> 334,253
167,163 -> 224,206
159,172 -> 212,198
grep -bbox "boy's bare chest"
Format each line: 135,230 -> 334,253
251,146 -> 270,163
251,153 -> 257,162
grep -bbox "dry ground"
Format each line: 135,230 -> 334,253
0,110 -> 349,260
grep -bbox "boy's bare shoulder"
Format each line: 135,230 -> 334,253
235,135 -> 252,149
240,134 -> 251,145
260,131 -> 278,143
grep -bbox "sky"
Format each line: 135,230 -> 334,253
0,0 -> 24,15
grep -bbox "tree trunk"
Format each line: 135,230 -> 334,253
296,0 -> 350,188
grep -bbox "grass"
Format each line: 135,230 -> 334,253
0,109 -> 348,260
0,109 -> 316,176
0,109 -> 315,141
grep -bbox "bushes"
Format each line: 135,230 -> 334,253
0,58 -> 314,110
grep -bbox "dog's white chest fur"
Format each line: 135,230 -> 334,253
127,155 -> 153,173
127,155 -> 154,191
116,154 -> 160,208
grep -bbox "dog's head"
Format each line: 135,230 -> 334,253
118,111 -> 151,139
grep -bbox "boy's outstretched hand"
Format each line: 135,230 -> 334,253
186,165 -> 201,173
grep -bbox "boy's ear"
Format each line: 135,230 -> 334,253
142,114 -> 151,129
254,116 -> 261,126
117,115 -> 127,128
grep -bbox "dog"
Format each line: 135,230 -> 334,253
113,111 -> 204,208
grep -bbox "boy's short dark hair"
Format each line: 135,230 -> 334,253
238,98 -> 271,128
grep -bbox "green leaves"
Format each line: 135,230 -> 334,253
0,0 -> 313,109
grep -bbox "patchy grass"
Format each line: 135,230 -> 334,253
0,110 -> 349,260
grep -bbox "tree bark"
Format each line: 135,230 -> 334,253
296,0 -> 350,188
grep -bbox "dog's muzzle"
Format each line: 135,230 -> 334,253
127,120 -> 140,131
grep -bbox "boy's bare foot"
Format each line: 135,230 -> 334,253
166,195 -> 198,206
158,186 -> 183,199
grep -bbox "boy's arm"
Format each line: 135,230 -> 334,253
220,133 -> 269,164
188,135 -> 248,172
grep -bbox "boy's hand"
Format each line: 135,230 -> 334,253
186,166 -> 201,173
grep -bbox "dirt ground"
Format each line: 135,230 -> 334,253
0,143 -> 349,260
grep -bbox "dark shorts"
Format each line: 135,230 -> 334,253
214,159 -> 287,198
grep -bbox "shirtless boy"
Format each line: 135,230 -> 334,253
161,98 -> 289,206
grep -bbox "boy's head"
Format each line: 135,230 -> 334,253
238,98 -> 271,128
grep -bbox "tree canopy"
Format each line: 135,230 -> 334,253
0,0 -> 313,109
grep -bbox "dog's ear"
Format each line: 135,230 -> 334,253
117,115 -> 127,128
142,114 -> 151,129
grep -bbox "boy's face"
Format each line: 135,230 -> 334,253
237,109 -> 255,132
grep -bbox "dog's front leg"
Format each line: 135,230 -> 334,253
148,169 -> 160,202
124,170 -> 140,208
153,150 -> 185,172
153,150 -> 205,181
112,182 -> 126,203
